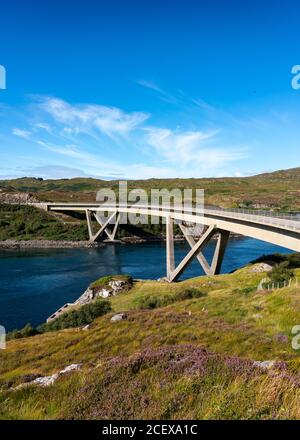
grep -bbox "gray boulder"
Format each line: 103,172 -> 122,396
111,313 -> 127,322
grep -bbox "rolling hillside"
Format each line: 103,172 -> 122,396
1,167 -> 300,210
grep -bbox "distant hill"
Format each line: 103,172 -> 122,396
1,167 -> 300,210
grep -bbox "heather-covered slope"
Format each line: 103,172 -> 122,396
1,263 -> 300,419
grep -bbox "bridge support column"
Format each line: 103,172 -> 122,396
210,229 -> 230,275
85,209 -> 94,241
94,211 -> 120,241
85,209 -> 119,242
166,215 -> 175,279
178,223 -> 213,276
167,225 -> 217,282
110,213 -> 121,240
166,225 -> 229,282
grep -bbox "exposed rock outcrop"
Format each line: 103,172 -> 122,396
0,191 -> 39,204
111,313 -> 127,322
47,276 -> 132,322
250,262 -> 273,273
76,277 -> 132,305
253,360 -> 277,370
15,364 -> 81,389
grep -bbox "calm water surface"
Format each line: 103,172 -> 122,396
0,238 -> 292,330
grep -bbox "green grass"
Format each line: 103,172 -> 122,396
133,287 -> 206,309
90,274 -> 132,290
0,204 -> 88,241
1,263 -> 300,419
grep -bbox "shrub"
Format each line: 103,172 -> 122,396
135,288 -> 205,310
8,299 -> 112,339
135,295 -> 165,310
174,288 -> 205,301
7,324 -> 39,340
268,262 -> 294,284
286,253 -> 300,269
252,253 -> 300,269
38,299 -> 112,332
233,286 -> 256,296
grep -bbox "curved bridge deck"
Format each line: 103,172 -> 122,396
42,202 -> 300,282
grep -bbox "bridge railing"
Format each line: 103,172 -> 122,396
203,206 -> 300,231
113,203 -> 300,231
204,205 -> 300,221
46,201 -> 300,231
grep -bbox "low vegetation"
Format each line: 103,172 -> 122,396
8,299 -> 111,339
90,274 -> 132,290
253,252 -> 300,269
255,255 -> 297,289
0,204 -> 88,241
134,287 -> 206,310
38,299 -> 111,332
268,262 -> 295,284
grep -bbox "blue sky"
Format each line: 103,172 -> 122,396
0,0 -> 300,180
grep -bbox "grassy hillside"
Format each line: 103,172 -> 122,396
1,263 -> 300,419
0,204 -> 88,241
1,166 -> 300,210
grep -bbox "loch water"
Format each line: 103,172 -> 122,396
0,238 -> 292,331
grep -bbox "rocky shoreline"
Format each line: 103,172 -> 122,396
0,232 -> 244,249
0,237 -> 160,249
0,239 -> 104,249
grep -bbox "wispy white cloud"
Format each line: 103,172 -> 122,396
39,97 -> 149,139
136,79 -> 180,105
144,126 -> 247,168
35,123 -> 52,133
1,94 -> 251,180
136,79 -> 164,94
12,128 -> 31,139
35,139 -> 133,178
37,141 -> 84,159
136,79 -> 219,113
191,98 -> 216,113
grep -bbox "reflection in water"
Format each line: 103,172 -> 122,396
0,238 -> 292,331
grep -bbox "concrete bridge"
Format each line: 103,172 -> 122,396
42,202 -> 300,282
